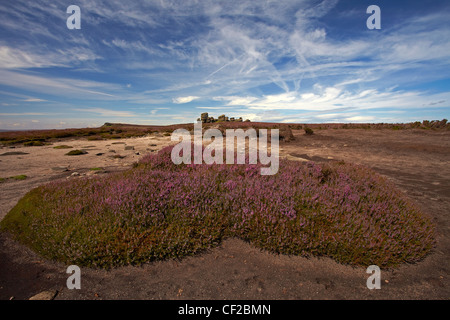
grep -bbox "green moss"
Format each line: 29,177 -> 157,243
53,145 -> 73,149
0,175 -> 28,182
11,174 -> 27,180
65,150 -> 87,156
24,140 -> 45,146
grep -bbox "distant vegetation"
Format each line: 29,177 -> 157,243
23,140 -> 46,146
288,119 -> 449,131
304,127 -> 314,135
0,123 -> 192,146
0,119 -> 447,146
0,174 -> 27,183
1,145 -> 435,269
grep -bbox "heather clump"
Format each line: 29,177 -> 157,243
1,145 -> 435,268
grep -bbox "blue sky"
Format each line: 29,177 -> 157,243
0,0 -> 449,129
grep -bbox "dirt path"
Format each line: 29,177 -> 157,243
0,128 -> 449,300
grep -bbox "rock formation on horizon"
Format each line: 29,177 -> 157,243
197,112 -> 249,123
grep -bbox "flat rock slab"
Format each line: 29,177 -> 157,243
29,289 -> 58,300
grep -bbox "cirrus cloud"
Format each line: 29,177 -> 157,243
172,96 -> 200,104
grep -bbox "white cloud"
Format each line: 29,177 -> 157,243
0,70 -> 118,99
213,96 -> 258,106
214,87 -> 450,112
23,98 -> 46,102
72,107 -> 136,118
173,96 -> 199,104
150,107 -> 170,115
345,116 -> 376,122
0,113 -> 49,116
0,46 -> 100,69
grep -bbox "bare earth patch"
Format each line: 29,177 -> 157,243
0,128 -> 449,300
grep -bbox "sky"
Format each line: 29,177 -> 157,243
0,0 -> 449,130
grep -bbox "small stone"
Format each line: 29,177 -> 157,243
71,172 -> 80,176
29,289 -> 58,300
52,166 -> 69,172
124,146 -> 134,150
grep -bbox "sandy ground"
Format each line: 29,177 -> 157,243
0,128 -> 449,300
0,134 -> 173,221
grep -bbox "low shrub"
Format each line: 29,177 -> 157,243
87,136 -> 103,141
304,127 -> 314,135
24,140 -> 45,146
1,145 -> 435,269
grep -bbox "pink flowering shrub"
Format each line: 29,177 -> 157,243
1,145 -> 435,268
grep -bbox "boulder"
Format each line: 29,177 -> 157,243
200,112 -> 209,123
29,290 -> 58,300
